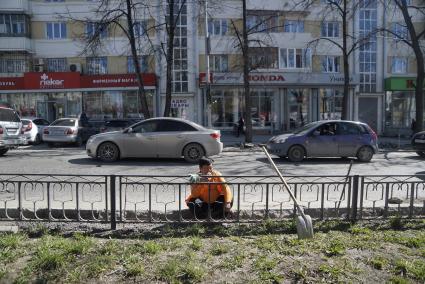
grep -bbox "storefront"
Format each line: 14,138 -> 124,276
0,72 -> 157,122
384,77 -> 425,136
199,72 -> 356,133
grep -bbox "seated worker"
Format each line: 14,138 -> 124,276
186,157 -> 233,218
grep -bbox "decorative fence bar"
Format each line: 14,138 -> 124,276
0,174 -> 424,229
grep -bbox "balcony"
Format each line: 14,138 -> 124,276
0,0 -> 30,12
0,37 -> 33,52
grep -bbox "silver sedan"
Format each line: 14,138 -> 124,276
86,117 -> 223,162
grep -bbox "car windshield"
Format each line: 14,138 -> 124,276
51,119 -> 76,127
0,108 -> 20,122
293,122 -> 321,134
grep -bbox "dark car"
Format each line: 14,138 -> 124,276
99,119 -> 142,133
411,131 -> 425,157
266,120 -> 379,162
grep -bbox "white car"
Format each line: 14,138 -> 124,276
21,118 -> 50,145
0,107 -> 25,156
86,117 -> 223,162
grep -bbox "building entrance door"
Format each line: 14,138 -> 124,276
358,97 -> 378,132
37,100 -> 66,122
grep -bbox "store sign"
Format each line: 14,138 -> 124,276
24,72 -> 80,89
171,98 -> 189,108
0,77 -> 24,90
385,77 -> 424,91
81,74 -> 156,88
200,72 -> 357,86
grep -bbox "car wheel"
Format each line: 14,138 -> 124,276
288,145 -> 305,162
357,146 -> 374,162
416,151 -> 425,158
75,136 -> 83,147
0,149 -> 8,156
34,134 -> 41,145
97,142 -> 119,162
183,143 -> 205,163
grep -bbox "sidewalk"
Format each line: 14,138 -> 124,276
221,132 -> 413,151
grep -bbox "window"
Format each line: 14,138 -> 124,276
0,14 -> 28,36
321,56 -> 340,73
210,55 -> 228,72
0,59 -> 26,73
249,48 -> 278,69
338,122 -> 361,135
171,0 -> 188,93
133,121 -> 159,133
134,21 -> 147,37
391,57 -> 407,74
46,58 -> 67,72
86,57 -> 107,74
279,48 -> 311,69
127,56 -> 148,73
86,22 -> 107,38
208,19 -> 228,36
284,20 -> 304,33
159,120 -> 196,131
46,22 -> 66,39
321,22 -> 339,37
392,23 -> 408,40
246,12 -> 278,33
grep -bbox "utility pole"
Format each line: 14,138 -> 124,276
204,0 -> 212,127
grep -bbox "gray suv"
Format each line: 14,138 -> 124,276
0,107 -> 25,156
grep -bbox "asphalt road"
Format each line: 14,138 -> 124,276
0,144 -> 424,177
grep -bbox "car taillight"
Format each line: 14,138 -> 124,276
210,133 -> 220,140
0,127 -> 3,134
25,122 -> 32,132
100,127 -> 106,132
65,129 -> 74,135
368,127 -> 377,141
43,128 -> 49,135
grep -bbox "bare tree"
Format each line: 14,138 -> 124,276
382,0 -> 424,132
69,0 -> 152,119
295,0 -> 377,120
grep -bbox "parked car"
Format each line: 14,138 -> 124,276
266,120 -> 378,162
21,117 -> 50,145
100,119 -> 142,133
43,118 -> 98,147
411,130 -> 425,157
86,117 -> 223,162
0,107 -> 25,156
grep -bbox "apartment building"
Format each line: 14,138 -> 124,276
0,0 -> 423,135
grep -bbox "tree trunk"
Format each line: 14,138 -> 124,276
126,0 -> 150,119
163,0 -> 175,117
341,0 -> 349,120
242,0 -> 252,143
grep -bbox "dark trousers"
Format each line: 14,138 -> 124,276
187,196 -> 233,219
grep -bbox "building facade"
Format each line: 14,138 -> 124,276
0,0 -> 423,135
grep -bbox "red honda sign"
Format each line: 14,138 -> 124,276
24,72 -> 80,89
81,73 -> 156,88
0,77 -> 24,90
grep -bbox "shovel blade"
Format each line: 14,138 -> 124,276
296,215 -> 314,239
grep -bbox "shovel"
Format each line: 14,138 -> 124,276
261,146 -> 314,239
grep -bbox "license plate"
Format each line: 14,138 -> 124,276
415,139 -> 425,143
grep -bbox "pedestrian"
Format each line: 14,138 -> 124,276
411,118 -> 416,137
237,116 -> 245,137
186,157 -> 233,219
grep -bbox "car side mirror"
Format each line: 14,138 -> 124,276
125,127 -> 133,133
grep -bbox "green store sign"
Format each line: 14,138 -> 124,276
385,77 -> 425,91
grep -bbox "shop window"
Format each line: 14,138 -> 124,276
319,88 -> 343,120
210,55 -> 228,72
46,58 -> 67,72
385,91 -> 415,128
127,56 -> 148,73
288,89 -> 309,129
321,56 -> 340,73
279,48 -> 311,69
86,57 -> 107,74
46,22 -> 67,39
208,19 -> 228,36
391,57 -> 407,74
321,22 -> 339,38
284,20 -> 304,33
86,22 -> 108,38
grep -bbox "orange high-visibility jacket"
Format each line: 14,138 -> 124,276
186,170 -> 233,204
